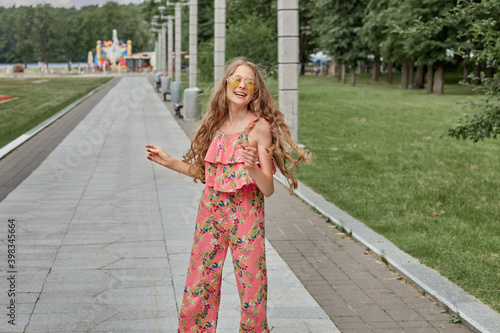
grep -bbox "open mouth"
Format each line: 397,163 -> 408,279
234,91 -> 247,97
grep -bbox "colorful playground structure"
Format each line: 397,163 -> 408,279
94,29 -> 132,71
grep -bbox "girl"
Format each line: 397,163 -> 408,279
146,57 -> 309,333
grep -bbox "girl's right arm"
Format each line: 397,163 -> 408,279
145,144 -> 196,178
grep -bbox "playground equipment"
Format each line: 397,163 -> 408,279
95,29 -> 131,71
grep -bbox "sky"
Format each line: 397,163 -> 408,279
0,0 -> 145,8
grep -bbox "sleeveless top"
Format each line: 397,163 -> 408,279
204,116 -> 261,192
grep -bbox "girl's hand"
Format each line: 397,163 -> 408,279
146,144 -> 172,167
241,146 -> 259,171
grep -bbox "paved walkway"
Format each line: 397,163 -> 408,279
0,77 -> 337,332
0,75 -> 480,332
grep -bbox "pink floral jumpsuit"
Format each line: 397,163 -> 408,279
178,117 -> 270,333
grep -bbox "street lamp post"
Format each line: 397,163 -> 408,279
150,17 -> 162,88
154,6 -> 172,100
183,0 -> 201,120
166,1 -> 188,104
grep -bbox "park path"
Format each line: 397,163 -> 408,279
0,76 -> 339,333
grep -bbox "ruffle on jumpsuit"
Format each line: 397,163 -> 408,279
204,116 -> 262,192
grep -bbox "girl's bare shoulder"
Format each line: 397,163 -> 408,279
255,117 -> 271,134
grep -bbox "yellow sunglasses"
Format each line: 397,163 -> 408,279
226,76 -> 256,93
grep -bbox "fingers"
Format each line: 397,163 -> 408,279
146,144 -> 160,162
145,144 -> 162,154
242,146 -> 258,168
241,148 -> 257,159
244,146 -> 258,154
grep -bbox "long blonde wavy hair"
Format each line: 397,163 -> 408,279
183,57 -> 310,194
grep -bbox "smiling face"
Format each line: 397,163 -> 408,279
226,65 -> 256,110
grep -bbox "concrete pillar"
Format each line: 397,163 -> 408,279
175,4 -> 182,83
278,0 -> 299,143
167,16 -> 173,78
183,0 -> 201,121
214,0 -> 226,86
157,31 -> 162,73
189,0 -> 198,88
154,40 -> 158,72
161,22 -> 167,75
170,5 -> 182,103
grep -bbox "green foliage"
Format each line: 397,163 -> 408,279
402,0 -> 457,66
362,0 -> 457,67
449,311 -> 461,324
448,74 -> 500,142
299,0 -> 317,71
198,39 -> 214,83
360,0 -> 390,60
312,0 -> 368,67
1,3 -> 152,64
226,14 -> 277,73
0,7 -> 19,63
32,4 -> 58,65
226,0 -> 277,72
13,6 -> 36,65
412,0 -> 500,141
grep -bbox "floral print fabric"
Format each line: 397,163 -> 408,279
178,116 -> 270,333
204,117 -> 260,192
178,185 -> 269,333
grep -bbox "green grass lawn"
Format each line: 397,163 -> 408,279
0,76 -> 112,149
292,72 -> 500,312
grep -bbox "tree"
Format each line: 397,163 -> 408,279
312,0 -> 369,86
400,0 -> 458,94
360,0 -> 392,82
0,8 -> 20,63
431,0 -> 500,141
226,0 -> 278,72
13,6 -> 36,67
33,4 -> 58,69
58,7 -> 86,67
299,0 -> 317,75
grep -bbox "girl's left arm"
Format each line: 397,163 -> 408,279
242,120 -> 275,197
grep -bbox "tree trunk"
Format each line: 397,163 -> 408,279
372,58 -> 381,82
299,8 -> 309,76
341,64 -> 346,84
350,65 -> 356,86
474,65 -> 481,84
426,65 -> 434,93
463,66 -> 469,84
433,65 -> 444,94
328,63 -> 337,77
360,62 -> 366,74
489,67 -> 496,79
401,60 -> 409,89
408,61 -> 415,88
415,65 -> 424,88
387,62 -> 393,84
